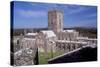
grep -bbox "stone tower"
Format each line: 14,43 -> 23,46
48,10 -> 63,34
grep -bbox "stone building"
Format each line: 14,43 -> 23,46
14,33 -> 38,66
13,10 -> 97,66
58,30 -> 79,41
48,10 -> 63,34
21,33 -> 38,49
37,30 -> 57,53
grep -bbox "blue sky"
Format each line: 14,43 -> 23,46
12,1 -> 97,28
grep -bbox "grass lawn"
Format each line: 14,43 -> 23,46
38,51 -> 64,64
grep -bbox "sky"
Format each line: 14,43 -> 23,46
12,1 -> 97,29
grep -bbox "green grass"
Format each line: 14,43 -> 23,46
38,52 -> 48,64
38,51 -> 64,64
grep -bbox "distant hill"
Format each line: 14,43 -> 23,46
66,27 -> 97,38
12,27 -> 97,38
11,28 -> 48,36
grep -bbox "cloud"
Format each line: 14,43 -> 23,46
64,5 -> 92,15
78,17 -> 97,26
67,8 -> 85,15
30,3 -> 59,10
86,13 -> 97,18
17,9 -> 47,18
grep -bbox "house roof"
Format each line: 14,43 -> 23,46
25,33 -> 38,36
41,30 -> 56,38
63,30 -> 76,33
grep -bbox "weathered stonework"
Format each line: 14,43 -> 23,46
48,10 -> 63,34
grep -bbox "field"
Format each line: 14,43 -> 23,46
38,51 -> 64,64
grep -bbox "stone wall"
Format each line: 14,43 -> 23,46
48,10 -> 63,34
